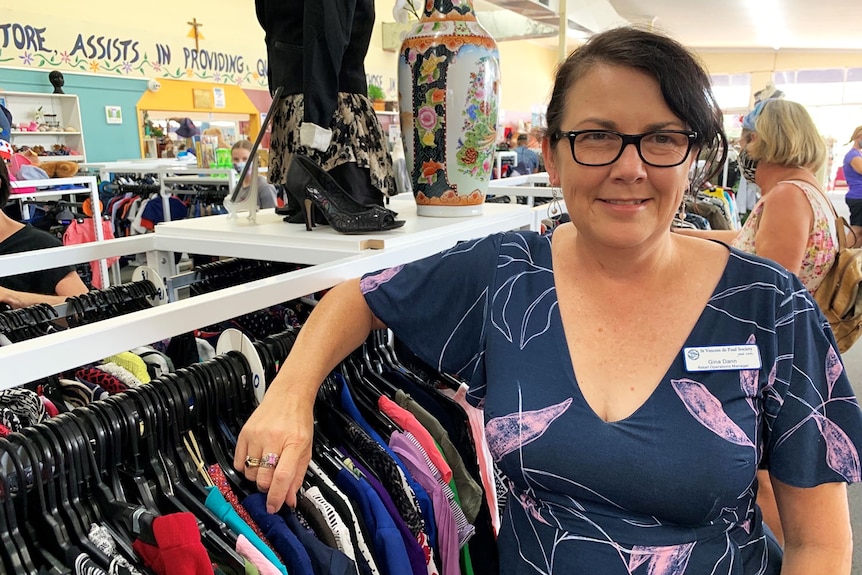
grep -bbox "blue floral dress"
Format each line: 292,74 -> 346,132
360,231 -> 862,575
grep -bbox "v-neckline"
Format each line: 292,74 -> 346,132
551,243 -> 733,425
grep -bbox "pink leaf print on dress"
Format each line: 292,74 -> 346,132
825,345 -> 843,396
359,265 -> 404,294
628,542 -> 695,575
813,413 -> 862,482
671,379 -> 754,447
739,335 -> 759,408
485,398 -> 573,462
762,360 -> 782,407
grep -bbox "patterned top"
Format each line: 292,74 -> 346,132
731,179 -> 836,293
360,231 -> 862,575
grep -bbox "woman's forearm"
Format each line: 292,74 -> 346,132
780,543 -> 851,575
268,278 -> 383,402
0,287 -> 69,309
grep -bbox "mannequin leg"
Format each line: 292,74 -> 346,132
328,162 -> 384,208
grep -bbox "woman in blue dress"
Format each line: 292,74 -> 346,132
236,27 -> 862,574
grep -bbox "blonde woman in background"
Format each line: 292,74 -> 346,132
676,98 -> 839,546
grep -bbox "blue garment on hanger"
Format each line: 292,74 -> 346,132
335,467 -> 410,575
205,487 -> 288,575
282,506 -> 358,575
350,460 -> 426,575
335,372 -> 439,561
244,492 -> 315,575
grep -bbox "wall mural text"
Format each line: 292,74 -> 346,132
0,20 -> 269,88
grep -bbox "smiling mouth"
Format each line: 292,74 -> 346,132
603,199 -> 648,205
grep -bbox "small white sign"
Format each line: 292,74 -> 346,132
684,344 -> 762,372
105,106 -> 122,124
213,87 -> 226,109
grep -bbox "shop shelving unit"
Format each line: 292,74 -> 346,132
0,197 -> 535,389
1,90 -> 86,162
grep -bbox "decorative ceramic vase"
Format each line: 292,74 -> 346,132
398,0 -> 500,217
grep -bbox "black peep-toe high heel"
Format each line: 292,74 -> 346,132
302,185 -> 405,234
283,155 -> 398,226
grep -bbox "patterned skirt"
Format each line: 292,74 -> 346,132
268,92 -> 396,197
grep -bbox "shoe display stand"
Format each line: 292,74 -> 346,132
0,198 -> 534,389
223,154 -> 261,223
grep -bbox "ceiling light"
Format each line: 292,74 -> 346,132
747,0 -> 785,50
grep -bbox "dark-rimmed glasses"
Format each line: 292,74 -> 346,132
552,129 -> 698,167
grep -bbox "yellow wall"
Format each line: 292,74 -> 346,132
497,41 -> 558,114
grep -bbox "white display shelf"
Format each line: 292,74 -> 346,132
154,196 -> 532,259
162,175 -> 234,185
1,90 -> 86,162
0,236 -> 152,278
0,201 -> 533,388
11,131 -> 82,136
10,176 -> 97,192
38,155 -> 85,162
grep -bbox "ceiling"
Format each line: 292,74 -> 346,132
608,0 -> 857,51
473,0 -> 861,51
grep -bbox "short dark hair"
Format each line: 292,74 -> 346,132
543,26 -> 727,191
517,134 -> 528,142
0,159 -> 9,206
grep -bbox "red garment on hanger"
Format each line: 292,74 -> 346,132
132,512 -> 214,575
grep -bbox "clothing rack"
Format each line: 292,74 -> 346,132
0,199 -> 535,388
0,276 -> 158,343
8,176 -> 111,286
80,164 -> 238,225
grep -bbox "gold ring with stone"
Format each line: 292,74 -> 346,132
260,452 -> 280,469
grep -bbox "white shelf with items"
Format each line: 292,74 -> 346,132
0,200 -> 534,388
1,90 -> 86,162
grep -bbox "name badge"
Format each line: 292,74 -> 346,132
683,344 -> 762,372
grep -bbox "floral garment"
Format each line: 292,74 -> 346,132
731,179 -> 836,293
268,92 -> 397,198
361,231 -> 862,575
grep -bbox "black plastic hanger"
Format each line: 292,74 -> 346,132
5,432 -> 74,573
58,415 -> 143,563
38,418 -> 113,570
75,404 -> 127,501
0,438 -> 32,573
185,362 -> 252,496
97,395 -> 159,511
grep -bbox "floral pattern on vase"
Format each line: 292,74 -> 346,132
398,0 -> 500,217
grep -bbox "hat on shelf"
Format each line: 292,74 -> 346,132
174,117 -> 200,138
